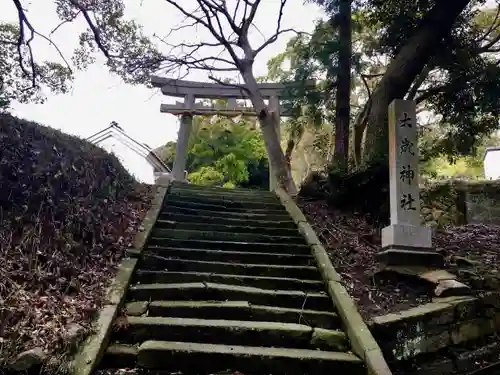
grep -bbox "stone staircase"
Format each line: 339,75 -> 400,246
97,182 -> 388,375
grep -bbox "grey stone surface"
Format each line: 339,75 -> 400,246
10,347 -> 46,371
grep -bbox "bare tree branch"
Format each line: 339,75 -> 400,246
50,11 -> 81,36
67,0 -> 116,59
11,0 -> 72,87
406,64 -> 432,100
208,75 -> 251,95
476,5 -> 500,45
253,28 -> 300,57
252,1 -> 303,57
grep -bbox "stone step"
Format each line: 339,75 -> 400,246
164,199 -> 287,214
165,193 -> 283,209
168,188 -> 280,202
154,220 -> 299,236
160,204 -> 291,220
170,182 -> 275,196
146,238 -> 312,254
112,316 -> 349,351
137,255 -> 319,279
133,270 -> 324,292
127,282 -> 332,311
143,300 -> 340,329
102,341 -> 365,374
142,247 -> 314,265
150,228 -> 305,244
157,212 -> 297,228
99,344 -> 138,369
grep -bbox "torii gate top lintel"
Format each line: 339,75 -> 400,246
150,76 -> 315,100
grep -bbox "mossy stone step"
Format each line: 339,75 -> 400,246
112,316 -> 348,351
164,199 -> 287,214
146,300 -> 340,329
162,204 -> 291,220
160,204 -> 291,220
133,270 -> 324,292
138,255 -> 319,279
146,238 -> 312,254
168,189 -> 280,202
151,228 -> 305,245
158,212 -> 297,228
170,182 -> 275,196
154,220 -> 298,237
98,344 -> 138,369
132,341 -> 365,374
142,247 -> 314,265
165,194 -> 283,209
127,282 -> 332,311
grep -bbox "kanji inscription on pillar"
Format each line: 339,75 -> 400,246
388,100 -> 421,226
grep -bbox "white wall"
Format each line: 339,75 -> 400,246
484,149 -> 500,180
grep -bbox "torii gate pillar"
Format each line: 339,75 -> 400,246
268,95 -> 281,191
171,94 -> 195,181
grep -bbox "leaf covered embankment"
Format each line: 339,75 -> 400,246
299,198 -> 500,319
0,114 -> 152,371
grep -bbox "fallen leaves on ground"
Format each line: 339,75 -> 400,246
0,114 -> 153,370
299,198 -> 500,319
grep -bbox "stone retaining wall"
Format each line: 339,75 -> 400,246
421,180 -> 500,227
464,182 -> 500,225
369,292 -> 500,367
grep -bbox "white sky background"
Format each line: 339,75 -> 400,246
1,0 -> 326,183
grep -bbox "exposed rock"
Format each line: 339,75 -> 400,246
434,279 -> 471,297
125,301 -> 149,316
451,256 -> 479,267
65,323 -> 87,350
10,347 -> 47,371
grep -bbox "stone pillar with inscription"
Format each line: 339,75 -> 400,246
377,99 -> 444,267
172,94 -> 195,182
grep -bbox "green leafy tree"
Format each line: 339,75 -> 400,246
271,0 -> 500,171
160,114 -> 268,189
0,23 -> 72,110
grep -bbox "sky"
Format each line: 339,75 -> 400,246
2,0 -> 325,183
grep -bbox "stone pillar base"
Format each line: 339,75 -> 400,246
376,245 -> 444,268
378,223 -> 443,267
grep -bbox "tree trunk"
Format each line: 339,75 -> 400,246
353,97 -> 371,166
240,64 -> 298,195
285,138 -> 295,169
331,0 -> 352,172
285,126 -> 305,169
360,0 -> 472,167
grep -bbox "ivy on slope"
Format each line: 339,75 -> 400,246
0,114 -> 152,371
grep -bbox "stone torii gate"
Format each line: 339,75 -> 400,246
150,76 -> 315,190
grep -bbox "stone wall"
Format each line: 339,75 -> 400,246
370,293 -> 500,373
420,180 -> 500,227
464,181 -> 500,225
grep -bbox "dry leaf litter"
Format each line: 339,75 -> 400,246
0,114 -> 152,371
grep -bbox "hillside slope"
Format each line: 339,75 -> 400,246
0,114 -> 152,372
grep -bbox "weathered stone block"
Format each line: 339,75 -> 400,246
125,301 -> 149,316
450,318 -> 494,345
381,224 -> 432,249
466,190 -> 500,225
453,297 -> 480,320
372,301 -> 455,337
388,329 -> 451,361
